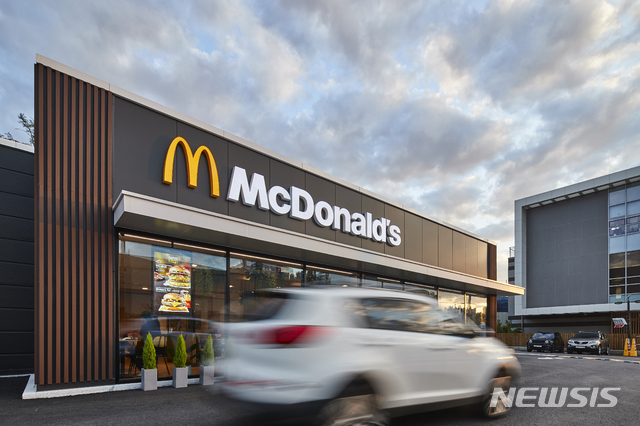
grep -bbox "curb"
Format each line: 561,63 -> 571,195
515,352 -> 640,364
21,374 -> 220,400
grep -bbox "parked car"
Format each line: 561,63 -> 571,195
567,331 -> 610,355
527,332 -> 564,353
221,287 -> 520,425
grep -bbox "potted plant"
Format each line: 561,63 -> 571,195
173,334 -> 188,388
200,334 -> 215,385
141,332 -> 157,391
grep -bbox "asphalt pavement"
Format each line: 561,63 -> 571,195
2,353 -> 640,425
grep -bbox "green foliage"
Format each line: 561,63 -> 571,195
1,113 -> 34,145
202,335 -> 215,366
174,334 -> 187,368
497,319 -> 523,333
142,333 -> 156,370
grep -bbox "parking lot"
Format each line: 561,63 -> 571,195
2,351 -> 640,425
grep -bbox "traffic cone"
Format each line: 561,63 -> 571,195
624,338 -> 630,356
631,339 -> 638,357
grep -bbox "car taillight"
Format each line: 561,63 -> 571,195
257,326 -> 331,345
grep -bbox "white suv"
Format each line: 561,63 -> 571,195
221,287 -> 520,425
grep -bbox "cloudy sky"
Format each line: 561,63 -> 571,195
1,0 -> 639,282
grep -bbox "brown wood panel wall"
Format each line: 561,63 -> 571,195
34,64 -> 115,386
488,244 -> 497,281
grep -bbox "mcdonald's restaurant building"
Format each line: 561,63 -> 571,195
19,55 -> 524,389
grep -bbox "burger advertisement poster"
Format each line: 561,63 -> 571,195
153,251 -> 192,314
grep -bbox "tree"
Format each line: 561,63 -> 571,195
497,319 -> 522,333
1,113 -> 35,145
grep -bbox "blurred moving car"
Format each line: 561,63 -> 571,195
567,331 -> 610,355
221,287 -> 520,425
526,332 -> 564,353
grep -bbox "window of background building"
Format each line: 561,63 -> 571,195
229,254 -> 302,322
404,283 -> 437,299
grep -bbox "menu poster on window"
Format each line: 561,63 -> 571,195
153,250 -> 192,315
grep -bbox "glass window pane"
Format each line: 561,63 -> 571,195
230,255 -> 303,322
610,278 -> 625,286
467,295 -> 487,327
610,188 -> 625,205
610,204 -> 625,219
609,286 -> 625,295
629,276 -> 640,284
404,283 -> 437,299
627,183 -> 640,202
610,236 -> 625,253
628,200 -> 640,216
438,289 -> 466,320
306,266 -> 359,287
628,223 -> 640,234
628,216 -> 640,224
610,295 -> 625,303
361,277 -> 383,288
610,252 -> 625,278
610,219 -> 625,237
627,250 -> 640,277
627,284 -> 640,293
628,233 -> 640,252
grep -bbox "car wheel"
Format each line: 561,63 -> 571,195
550,344 -> 555,353
567,349 -> 572,354
479,374 -> 513,418
527,346 -> 532,352
316,383 -> 388,426
598,346 -> 602,355
606,345 -> 610,355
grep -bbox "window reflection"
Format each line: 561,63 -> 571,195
438,289 -> 466,321
229,255 -> 302,322
467,294 -> 487,327
306,267 -> 359,287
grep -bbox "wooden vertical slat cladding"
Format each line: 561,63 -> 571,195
488,244 -> 497,281
34,64 -> 114,386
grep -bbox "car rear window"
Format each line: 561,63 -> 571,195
572,332 -> 599,339
532,333 -> 554,339
238,291 -> 290,322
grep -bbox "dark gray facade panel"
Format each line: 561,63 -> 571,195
335,185 -> 362,248
0,168 -> 34,198
526,191 -> 608,308
0,192 -> 34,220
423,220 -> 438,266
0,285 -> 33,309
438,226 -> 453,270
361,195 -> 385,254
305,173 -> 337,241
0,354 -> 33,374
465,236 -> 478,277
228,143 -> 270,225
175,122 -> 229,215
269,160 -> 306,234
0,238 -> 34,265
0,261 -> 33,287
0,332 -> 33,354
0,216 -> 34,242
452,231 -> 466,273
384,204 -> 404,258
403,213 -> 422,263
0,146 -> 34,175
0,308 -> 34,331
477,241 -> 488,279
112,97 -> 178,205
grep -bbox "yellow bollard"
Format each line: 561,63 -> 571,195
624,338 -> 630,356
631,339 -> 638,357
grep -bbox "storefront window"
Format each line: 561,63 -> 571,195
438,289 -> 466,321
404,283 -> 437,299
305,266 -> 359,287
229,254 -> 302,322
118,238 -> 226,381
467,294 -> 487,327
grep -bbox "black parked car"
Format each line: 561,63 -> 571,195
567,331 -> 610,355
527,332 -> 564,353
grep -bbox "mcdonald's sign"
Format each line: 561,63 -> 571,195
162,137 -> 220,197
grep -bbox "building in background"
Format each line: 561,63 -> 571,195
511,167 -> 640,335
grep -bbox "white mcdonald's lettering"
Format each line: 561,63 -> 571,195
227,166 -> 402,246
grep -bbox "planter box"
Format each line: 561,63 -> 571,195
199,365 -> 215,386
141,368 -> 157,391
173,366 -> 188,388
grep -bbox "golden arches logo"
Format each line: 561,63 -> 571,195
163,137 -> 220,197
